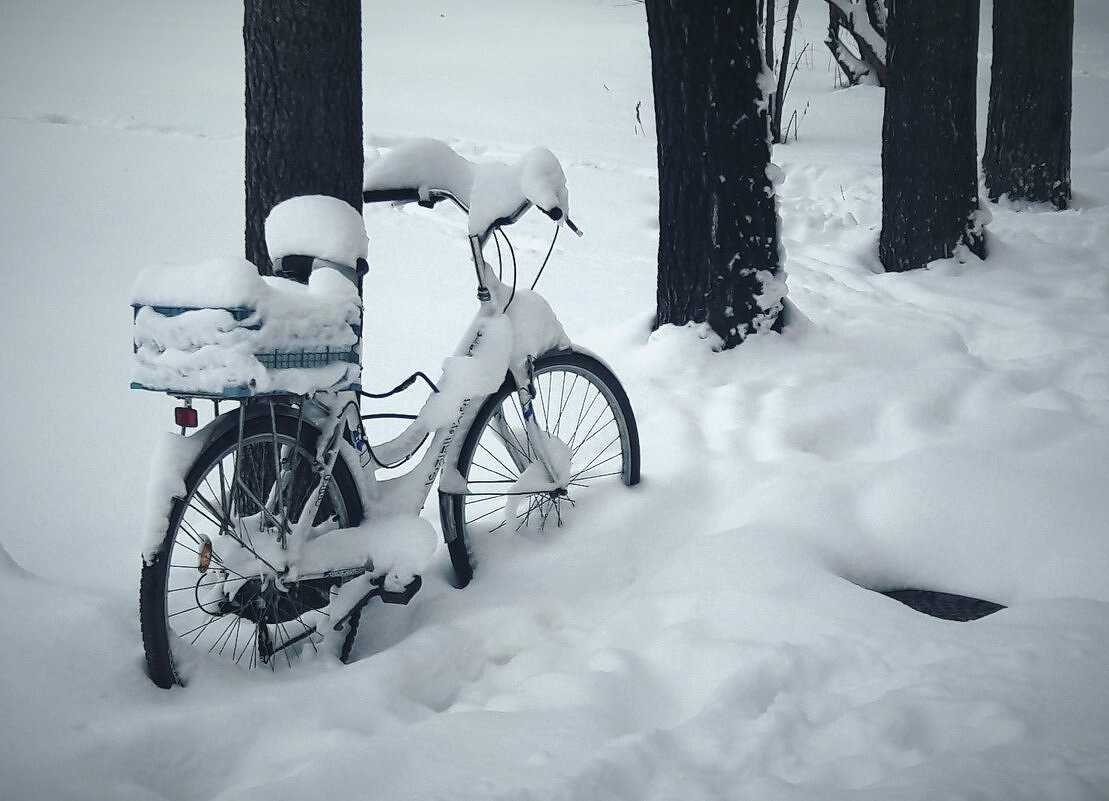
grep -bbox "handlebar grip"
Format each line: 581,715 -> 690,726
539,206 -> 564,222
362,188 -> 421,204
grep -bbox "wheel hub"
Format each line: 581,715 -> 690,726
213,577 -> 337,624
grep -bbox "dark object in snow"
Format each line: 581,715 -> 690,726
882,589 -> 1005,621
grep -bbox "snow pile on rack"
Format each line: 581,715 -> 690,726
264,195 -> 368,267
131,256 -> 362,396
364,138 -> 570,236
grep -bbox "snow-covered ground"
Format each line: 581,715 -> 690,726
2,0 -> 1108,798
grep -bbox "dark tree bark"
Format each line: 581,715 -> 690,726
244,0 -> 363,273
765,0 -> 776,80
983,0 -> 1073,209
646,0 -> 786,348
879,0 -> 985,272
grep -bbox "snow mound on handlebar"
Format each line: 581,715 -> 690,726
364,139 -> 570,236
265,195 -> 368,267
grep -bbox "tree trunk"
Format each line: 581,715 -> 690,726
983,0 -> 1073,209
244,0 -> 363,273
879,0 -> 985,272
645,0 -> 786,348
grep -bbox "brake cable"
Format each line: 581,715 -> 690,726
530,224 -> 560,291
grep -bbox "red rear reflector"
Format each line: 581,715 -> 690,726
175,407 -> 198,428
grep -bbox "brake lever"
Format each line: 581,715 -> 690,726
566,217 -> 583,237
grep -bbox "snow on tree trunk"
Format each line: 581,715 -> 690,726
244,0 -> 363,274
645,0 -> 786,349
825,0 -> 888,87
983,0 -> 1073,210
879,0 -> 986,273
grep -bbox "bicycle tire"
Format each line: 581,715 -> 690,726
140,407 -> 362,688
443,351 -> 640,588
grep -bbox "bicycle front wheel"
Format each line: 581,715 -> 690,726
443,351 -> 640,587
140,408 -> 362,688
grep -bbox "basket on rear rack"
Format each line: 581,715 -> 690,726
130,261 -> 362,399
132,197 -> 368,400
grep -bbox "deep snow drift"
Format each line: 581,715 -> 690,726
1,0 -> 1107,799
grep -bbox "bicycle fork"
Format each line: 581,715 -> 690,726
498,360 -> 570,491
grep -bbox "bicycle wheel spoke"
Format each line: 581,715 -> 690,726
292,612 -> 320,655
233,476 -> 288,545
142,409 -> 361,687
168,599 -> 219,619
569,469 -> 624,486
572,438 -> 623,479
200,472 -> 232,523
183,613 -> 224,645
488,406 -> 531,467
274,621 -> 296,669
464,494 -> 511,508
551,371 -> 580,439
183,492 -> 230,537
568,391 -> 603,453
235,625 -> 259,667
210,614 -> 241,656
232,616 -> 246,664
505,397 -> 533,460
467,504 -> 510,525
166,580 -> 230,594
472,444 -> 520,482
570,416 -> 616,460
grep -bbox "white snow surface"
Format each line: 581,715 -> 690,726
2,0 -> 1109,799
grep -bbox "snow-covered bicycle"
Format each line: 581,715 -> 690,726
133,140 -> 640,688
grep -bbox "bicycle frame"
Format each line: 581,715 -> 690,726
138,145 -> 644,685
225,202 -> 570,588
312,235 -> 567,535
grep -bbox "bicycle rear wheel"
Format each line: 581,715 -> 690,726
442,351 -> 640,588
140,407 -> 362,688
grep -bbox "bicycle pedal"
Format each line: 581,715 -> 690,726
375,574 -> 422,605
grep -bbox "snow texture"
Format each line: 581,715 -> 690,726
415,273 -> 569,431
131,256 -> 362,395
365,138 -> 570,236
2,0 -> 1109,799
264,194 -> 368,267
140,431 -> 207,561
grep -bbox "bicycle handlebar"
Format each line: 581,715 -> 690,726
362,188 -> 421,204
362,188 -> 579,238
